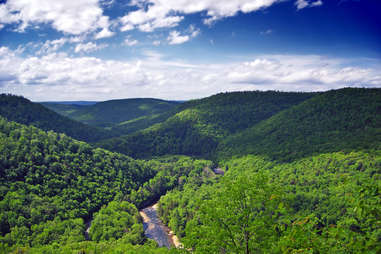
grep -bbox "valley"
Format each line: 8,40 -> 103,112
1,0 -> 379,253
0,88 -> 380,253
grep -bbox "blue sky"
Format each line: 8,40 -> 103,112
0,0 -> 380,101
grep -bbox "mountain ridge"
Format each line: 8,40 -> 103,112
0,94 -> 112,142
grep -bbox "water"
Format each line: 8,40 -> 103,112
140,204 -> 172,248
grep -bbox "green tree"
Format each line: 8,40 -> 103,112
185,173 -> 286,254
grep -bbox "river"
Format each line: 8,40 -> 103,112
83,203 -> 181,248
139,203 -> 182,248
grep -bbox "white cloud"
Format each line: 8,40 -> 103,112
95,28 -> 114,39
100,0 -> 115,8
69,36 -> 87,43
120,0 -> 282,32
226,55 -> 380,90
168,31 -> 190,45
260,29 -> 273,35
36,38 -> 68,55
94,16 -> 115,39
167,25 -> 200,45
74,42 -> 108,53
295,0 -> 323,10
1,47 -> 380,101
120,9 -> 183,33
120,23 -> 134,32
188,25 -> 200,38
124,37 -> 139,46
0,0 -> 113,36
0,47 -> 21,86
311,0 -> 323,7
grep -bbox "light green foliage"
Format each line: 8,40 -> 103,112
30,218 -> 85,246
90,201 -> 143,244
159,151 -> 380,253
8,242 -> 183,254
186,173 -> 285,254
0,117 -> 155,248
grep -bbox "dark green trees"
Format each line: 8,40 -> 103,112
98,91 -> 314,158
0,94 -> 111,142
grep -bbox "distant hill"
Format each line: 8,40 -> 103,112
97,91 -> 315,158
39,103 -> 87,119
217,88 -> 381,162
42,98 -> 181,132
0,94 -> 112,142
41,101 -> 98,105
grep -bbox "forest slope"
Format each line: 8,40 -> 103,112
0,116 -> 154,247
217,88 -> 381,162
0,94 -> 111,142
42,98 -> 181,131
159,150 -> 381,253
1,88 -> 380,253
0,116 -> 211,252
97,91 -> 315,158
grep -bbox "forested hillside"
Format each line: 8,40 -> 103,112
0,117 -> 210,253
0,117 -> 152,248
217,88 -> 381,162
39,103 -> 88,119
0,94 -> 111,142
159,151 -> 381,253
42,98 -> 181,132
1,88 -> 380,253
97,91 -> 315,158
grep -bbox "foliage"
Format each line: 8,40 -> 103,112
1,88 -> 380,253
42,98 -> 180,131
217,88 -> 381,162
6,241 -> 183,254
0,117 -> 154,247
98,91 -> 314,158
158,151 -> 381,253
0,94 -> 112,142
89,201 -> 144,244
185,173 -> 286,254
128,156 -> 213,209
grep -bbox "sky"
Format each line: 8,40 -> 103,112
0,0 -> 380,101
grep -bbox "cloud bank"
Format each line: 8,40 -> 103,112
1,47 -> 379,101
0,0 -> 288,35
0,0 -> 324,43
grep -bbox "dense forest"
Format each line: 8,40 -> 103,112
0,95 -> 112,143
217,88 -> 381,162
159,151 -> 380,253
0,117 -> 209,253
42,98 -> 181,133
0,88 -> 380,253
97,91 -> 315,158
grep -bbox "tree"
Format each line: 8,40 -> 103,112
185,173 -> 286,254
